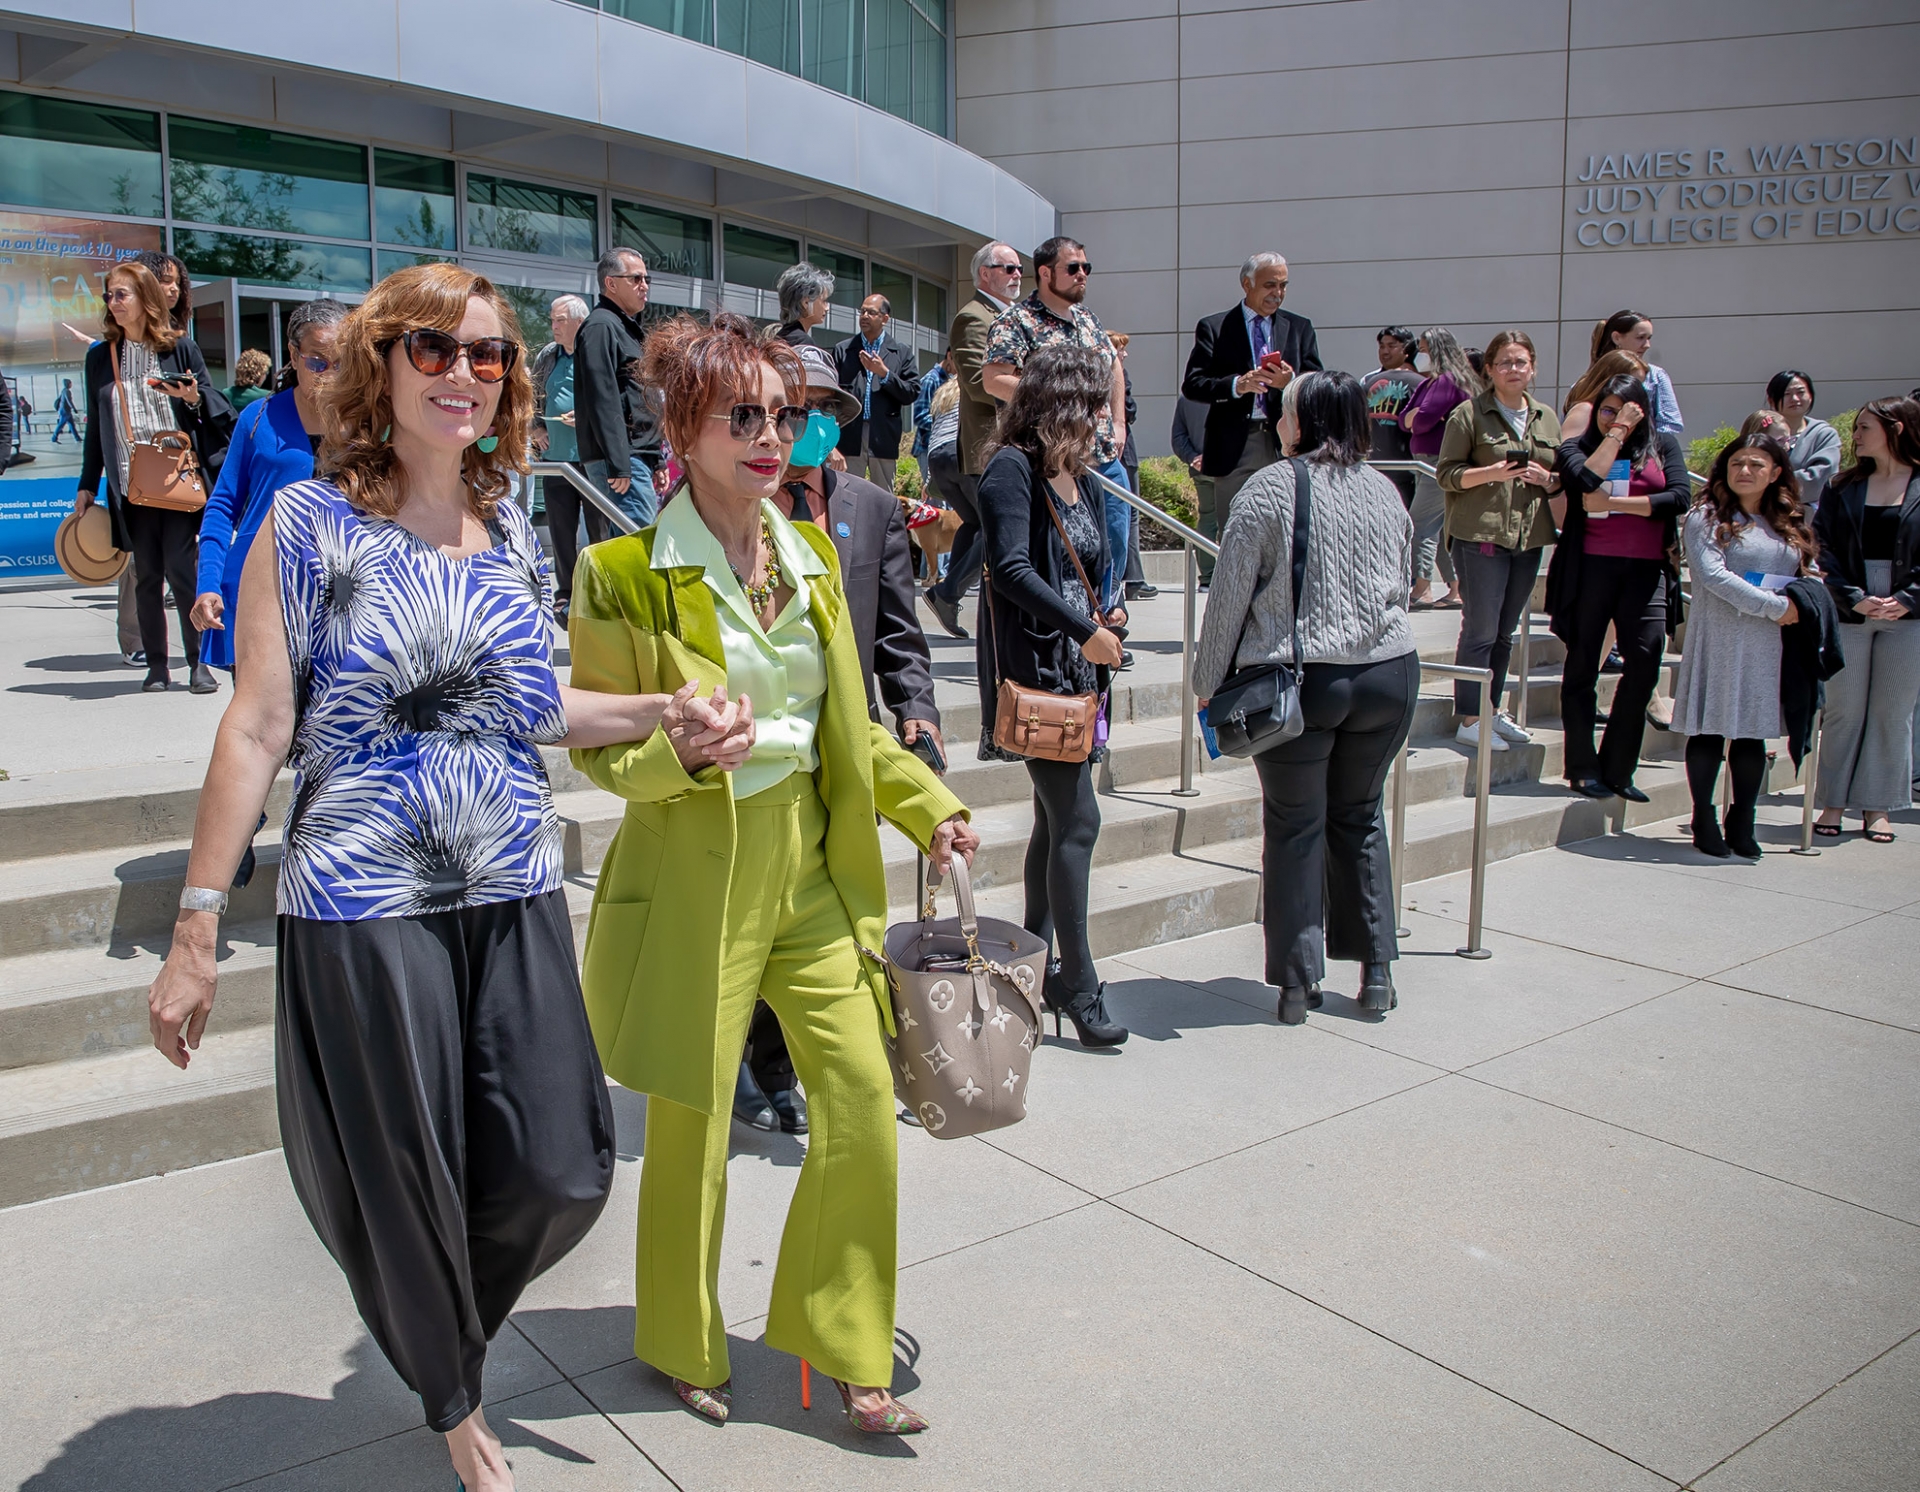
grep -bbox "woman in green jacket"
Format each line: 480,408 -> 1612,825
1436,329 -> 1563,751
567,312 -> 977,1434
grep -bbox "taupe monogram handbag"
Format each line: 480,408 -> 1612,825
881,857 -> 1047,1139
112,342 -> 207,513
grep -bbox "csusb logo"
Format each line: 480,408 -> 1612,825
0,554 -> 59,568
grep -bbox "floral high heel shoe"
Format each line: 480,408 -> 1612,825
673,1376 -> 733,1423
798,1359 -> 928,1433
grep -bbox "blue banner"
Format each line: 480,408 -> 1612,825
0,475 -> 72,578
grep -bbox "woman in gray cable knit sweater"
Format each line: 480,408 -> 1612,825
1194,371 -> 1418,1025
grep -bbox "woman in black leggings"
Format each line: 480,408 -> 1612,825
975,343 -> 1129,1048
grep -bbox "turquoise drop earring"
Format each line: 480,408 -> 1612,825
476,427 -> 499,454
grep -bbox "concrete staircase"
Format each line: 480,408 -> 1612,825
0,614 -> 1802,1208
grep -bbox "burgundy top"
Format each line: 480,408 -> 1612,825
1583,455 -> 1668,561
1403,375 -> 1469,457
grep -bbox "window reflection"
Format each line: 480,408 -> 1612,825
168,117 -> 370,240
0,91 -> 163,218
723,224 -> 800,292
466,174 -> 598,262
612,201 -> 714,280
375,151 -> 456,250
175,229 -> 372,292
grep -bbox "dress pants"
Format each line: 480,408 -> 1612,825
845,424 -> 898,492
542,469 -> 611,608
276,890 -> 616,1432
123,500 -> 202,673
1450,540 -> 1542,717
1253,654 -> 1419,990
1559,555 -> 1667,784
637,773 -> 899,1389
116,565 -> 142,655
1194,473 -> 1220,583
1408,473 -> 1455,591
930,464 -> 982,605
1816,618 -> 1920,811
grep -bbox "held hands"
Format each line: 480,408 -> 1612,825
663,681 -> 756,772
1080,626 -> 1124,668
149,915 -> 218,1070
191,592 -> 225,631
928,813 -> 980,875
1854,596 -> 1909,620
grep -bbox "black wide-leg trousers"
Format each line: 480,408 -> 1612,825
1253,653 -> 1420,990
276,890 -> 615,1432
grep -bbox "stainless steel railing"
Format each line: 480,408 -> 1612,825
527,460 -> 642,535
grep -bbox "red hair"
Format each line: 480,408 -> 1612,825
640,311 -> 803,463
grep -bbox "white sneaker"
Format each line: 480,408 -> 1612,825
1492,711 -> 1532,745
1456,721 -> 1508,751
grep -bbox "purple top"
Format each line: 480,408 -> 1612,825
1404,374 -> 1469,457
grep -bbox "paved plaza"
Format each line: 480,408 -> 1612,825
4,791 -> 1918,1490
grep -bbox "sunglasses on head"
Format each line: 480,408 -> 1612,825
397,328 -> 518,383
711,403 -> 809,442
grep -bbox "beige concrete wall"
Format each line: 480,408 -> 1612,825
955,0 -> 1920,455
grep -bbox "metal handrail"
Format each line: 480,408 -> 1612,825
1388,661 -> 1495,959
527,460 -> 642,536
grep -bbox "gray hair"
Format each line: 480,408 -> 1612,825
970,241 -> 1016,279
776,262 -> 835,324
596,245 -> 645,288
1240,252 -> 1287,283
550,293 -> 590,322
286,296 -> 348,351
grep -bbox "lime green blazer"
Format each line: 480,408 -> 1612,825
567,516 -> 967,1115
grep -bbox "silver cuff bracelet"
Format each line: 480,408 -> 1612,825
179,886 -> 230,916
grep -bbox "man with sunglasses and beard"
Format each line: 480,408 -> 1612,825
981,236 -> 1133,618
576,246 -> 662,528
731,342 -> 943,1133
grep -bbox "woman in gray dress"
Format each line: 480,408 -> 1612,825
1673,434 -> 1818,858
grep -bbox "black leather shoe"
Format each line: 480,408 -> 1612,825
1307,986 -> 1323,1010
1056,983 -> 1127,1047
1723,806 -> 1763,860
1125,582 -> 1159,601
189,663 -> 220,694
1359,962 -> 1398,1013
1569,775 -> 1614,799
766,1085 -> 809,1134
923,588 -> 968,638
1118,650 -> 1135,670
1604,779 -> 1650,804
732,1062 -> 776,1130
142,670 -> 170,693
1691,811 -> 1732,859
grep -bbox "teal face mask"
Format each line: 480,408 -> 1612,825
788,409 -> 841,468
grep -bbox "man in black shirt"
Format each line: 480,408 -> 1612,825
575,246 -> 661,528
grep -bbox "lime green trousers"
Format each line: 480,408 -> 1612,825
634,772 -> 899,1389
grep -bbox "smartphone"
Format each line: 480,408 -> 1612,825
908,731 -> 947,775
147,376 -> 190,392
1258,351 -> 1288,372
1504,449 -> 1529,469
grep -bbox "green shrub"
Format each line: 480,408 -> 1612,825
1831,407 -> 1857,469
1136,456 -> 1197,550
893,460 -> 923,502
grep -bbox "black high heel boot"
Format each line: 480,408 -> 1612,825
1278,987 -> 1309,1025
1723,802 -> 1762,859
1690,808 -> 1731,859
1359,962 -> 1398,1013
1056,982 -> 1127,1047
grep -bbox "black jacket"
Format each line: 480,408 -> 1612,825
802,468 -> 939,729
1781,575 -> 1845,769
1812,472 -> 1920,623
1180,304 -> 1322,477
833,333 -> 918,460
573,296 -> 659,467
974,446 -> 1112,730
78,336 -> 233,548
1545,430 -> 1691,643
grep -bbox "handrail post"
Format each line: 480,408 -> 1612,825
1175,540 -> 1200,797
1390,741 -> 1409,937
527,459 -> 641,536
1458,670 -> 1494,960
1514,607 -> 1531,730
1792,709 -> 1824,856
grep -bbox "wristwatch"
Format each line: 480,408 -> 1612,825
179,886 -> 230,916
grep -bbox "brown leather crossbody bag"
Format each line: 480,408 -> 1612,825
112,341 -> 207,513
988,480 -> 1104,764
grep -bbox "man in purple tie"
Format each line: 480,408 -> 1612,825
1181,253 -> 1324,528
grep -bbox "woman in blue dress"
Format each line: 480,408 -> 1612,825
144,264 -> 756,1492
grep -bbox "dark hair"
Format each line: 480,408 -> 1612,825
1765,369 -> 1817,411
1836,396 -> 1920,488
1377,326 -> 1415,352
1031,235 -> 1085,271
987,341 -> 1107,477
1292,370 -> 1371,468
1577,376 -> 1654,463
133,250 -> 193,333
1700,434 -> 1817,571
275,298 -> 351,391
1590,309 -> 1650,363
1483,329 -> 1538,371
1464,346 -> 1485,377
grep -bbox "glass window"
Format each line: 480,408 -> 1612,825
909,7 -> 946,135
802,0 -> 862,99
607,0 -> 713,45
493,283 -> 583,353
918,280 -> 947,332
168,117 -> 369,240
611,200 -> 713,279
465,174 -> 598,262
717,0 -> 800,73
865,0 -> 913,123
809,246 -> 864,309
375,150 -> 455,250
722,224 -> 799,292
870,261 -> 913,324
377,248 -> 455,280
175,230 -> 371,292
908,0 -> 945,28
0,92 -> 163,218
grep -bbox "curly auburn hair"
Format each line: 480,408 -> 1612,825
1698,433 -> 1819,572
639,310 -> 804,466
98,262 -> 179,352
318,263 -> 532,520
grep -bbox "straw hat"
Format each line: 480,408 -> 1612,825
54,504 -> 130,585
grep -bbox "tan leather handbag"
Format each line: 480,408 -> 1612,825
112,342 -> 207,513
987,481 -> 1103,763
881,857 -> 1047,1139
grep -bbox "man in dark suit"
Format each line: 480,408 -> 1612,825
1181,252 -> 1323,535
735,342 -> 942,1134
834,293 -> 920,489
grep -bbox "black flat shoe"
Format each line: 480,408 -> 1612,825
142,670 -> 170,693
1126,582 -> 1159,601
766,1084 -> 808,1135
1569,775 -> 1614,799
1359,962 -> 1398,1013
1690,812 -> 1731,859
1055,983 -> 1127,1047
1603,779 -> 1650,804
189,663 -> 219,694
732,1062 -> 776,1130
923,588 -> 968,638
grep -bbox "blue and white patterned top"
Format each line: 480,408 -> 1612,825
273,479 -> 568,921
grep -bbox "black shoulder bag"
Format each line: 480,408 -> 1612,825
1207,456 -> 1311,757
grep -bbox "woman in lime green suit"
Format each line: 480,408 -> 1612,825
567,312 -> 977,1434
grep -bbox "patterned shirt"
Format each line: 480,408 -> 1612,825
984,293 -> 1118,464
109,339 -> 180,498
273,479 -> 568,921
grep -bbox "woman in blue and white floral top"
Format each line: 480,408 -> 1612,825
144,264 -> 755,1492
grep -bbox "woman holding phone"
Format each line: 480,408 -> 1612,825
75,260 -> 232,695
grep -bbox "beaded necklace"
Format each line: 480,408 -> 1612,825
728,518 -> 783,613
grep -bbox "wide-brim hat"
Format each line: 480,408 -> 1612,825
54,506 -> 130,586
793,343 -> 862,426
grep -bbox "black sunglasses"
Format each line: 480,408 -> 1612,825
397,328 -> 519,383
1057,261 -> 1092,277
710,403 -> 809,442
